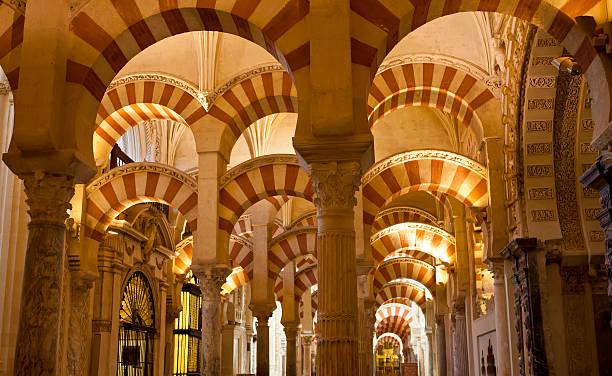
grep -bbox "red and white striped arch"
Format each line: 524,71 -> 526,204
218,155 -> 313,234
228,235 -> 254,280
294,264 -> 318,302
362,150 -> 488,227
68,1 -> 309,101
222,267 -> 250,296
84,162 -> 197,242
376,280 -> 428,307
174,236 -> 194,275
268,227 -> 317,282
0,5 -> 23,91
377,334 -> 403,352
299,287 -> 319,320
296,254 -> 317,272
290,211 -> 317,229
372,206 -> 438,232
208,70 -> 297,142
373,257 -> 435,293
232,215 -> 253,239
375,304 -> 414,341
368,63 -> 496,138
370,222 -> 456,264
93,79 -> 205,163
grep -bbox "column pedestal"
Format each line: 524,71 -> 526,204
193,265 -> 230,376
310,162 -> 361,376
284,322 -> 299,376
252,307 -> 274,376
13,172 -> 75,375
487,259 -> 511,376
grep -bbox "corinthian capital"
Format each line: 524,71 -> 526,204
23,171 -> 75,224
309,161 -> 361,211
191,264 -> 230,300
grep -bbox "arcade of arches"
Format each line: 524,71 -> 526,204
2,1 -> 612,376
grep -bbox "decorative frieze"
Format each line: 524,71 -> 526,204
582,119 -> 594,131
528,188 -> 553,200
531,56 -> 553,66
526,120 -> 552,132
526,143 -> 552,155
528,98 -> 555,110
530,209 -> 555,222
527,165 -> 553,177
589,230 -> 605,242
584,208 -> 600,221
536,38 -> 558,47
580,143 -> 598,154
529,77 -> 556,88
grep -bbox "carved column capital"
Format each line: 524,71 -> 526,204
485,258 -> 505,284
302,334 -> 314,346
192,264 -> 230,300
23,171 -> 75,225
309,161 -> 361,212
249,303 -> 276,323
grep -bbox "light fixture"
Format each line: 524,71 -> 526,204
108,230 -> 119,235
551,56 -> 581,75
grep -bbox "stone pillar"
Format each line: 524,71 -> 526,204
501,238 -> 548,376
67,271 -> 95,375
310,161 -> 361,375
302,335 -> 313,376
12,172 -> 74,375
284,322 -> 299,376
426,332 -> 434,376
221,322 -> 236,376
581,156 -> 612,325
362,299 -> 376,376
452,305 -> 469,376
252,307 -> 274,376
487,259 -> 511,376
193,265 -> 230,376
436,316 -> 447,376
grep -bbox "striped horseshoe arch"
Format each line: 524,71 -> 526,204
368,63 -> 496,137
296,254 -> 317,272
174,236 -> 194,275
294,264 -> 318,302
290,210 -> 317,229
372,206 -> 439,232
93,77 -> 205,163
268,227 -> 317,282
228,235 -> 255,280
232,215 -> 253,239
0,5 -> 24,91
222,267 -> 250,296
373,257 -> 436,293
377,334 -> 402,352
370,222 -> 456,264
218,155 -> 314,234
376,280 -> 428,307
362,150 -> 489,226
375,304 -> 414,341
84,162 -> 197,242
207,70 -> 297,143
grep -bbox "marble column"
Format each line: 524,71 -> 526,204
581,156 -> 612,325
487,259 -> 511,376
310,161 -> 361,375
193,265 -> 230,376
67,271 -> 95,375
284,322 -> 299,376
302,335 -> 313,376
426,332 -> 434,376
362,299 -> 376,376
13,172 -> 74,375
252,307 -> 274,376
452,305 -> 469,376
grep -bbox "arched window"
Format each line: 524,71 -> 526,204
173,272 -> 202,375
117,271 -> 156,375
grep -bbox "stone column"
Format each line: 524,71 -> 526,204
284,322 -> 299,376
310,161 -> 361,375
486,259 -> 511,376
302,335 -> 313,376
67,271 -> 95,375
221,322 -> 236,376
501,238 -> 548,376
252,307 -> 274,376
452,304 -> 469,376
436,316 -> 447,376
581,155 -> 612,325
363,298 -> 376,376
193,265 -> 230,376
12,172 -> 74,375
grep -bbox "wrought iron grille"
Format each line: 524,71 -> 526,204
173,274 -> 202,376
117,272 -> 156,376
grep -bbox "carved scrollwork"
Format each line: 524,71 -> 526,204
310,161 -> 361,211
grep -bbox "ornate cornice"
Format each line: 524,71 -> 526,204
270,226 -> 317,248
362,150 -> 488,186
107,73 -> 208,109
219,154 -> 299,188
86,162 -> 197,195
377,54 -> 501,98
370,222 -> 455,246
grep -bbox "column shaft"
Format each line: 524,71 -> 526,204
255,313 -> 272,376
193,266 -> 229,376
285,324 -> 299,376
310,162 -> 361,376
302,336 -> 313,376
487,259 -> 511,376
13,172 -> 74,375
453,307 -> 469,376
436,316 -> 447,376
67,273 -> 94,375
221,323 -> 236,376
